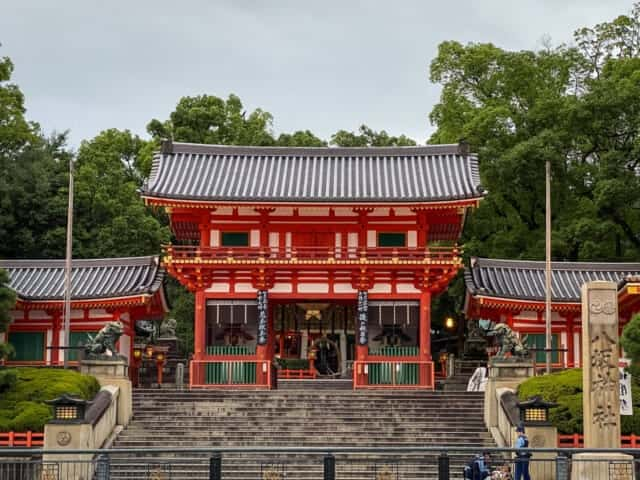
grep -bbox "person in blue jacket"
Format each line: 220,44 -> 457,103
464,451 -> 492,479
515,424 -> 531,480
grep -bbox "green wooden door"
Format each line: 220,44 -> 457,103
9,332 -> 45,361
69,332 -> 93,361
524,333 -> 558,363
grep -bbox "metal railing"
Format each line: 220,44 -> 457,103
353,360 -> 435,389
2,446 -> 640,480
163,244 -> 459,264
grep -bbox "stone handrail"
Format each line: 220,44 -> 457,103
43,386 -> 120,480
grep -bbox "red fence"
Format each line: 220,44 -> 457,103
558,434 -> 640,448
0,431 -> 44,447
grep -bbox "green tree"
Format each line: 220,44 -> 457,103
147,94 -> 276,146
275,130 -> 327,147
0,268 -> 16,360
331,125 -> 416,147
0,134 -> 70,259
73,129 -> 170,258
622,313 -> 640,378
428,3 -> 640,262
0,50 -> 36,155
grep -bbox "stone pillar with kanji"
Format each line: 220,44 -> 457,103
571,281 -> 634,480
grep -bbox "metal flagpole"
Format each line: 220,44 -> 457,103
545,160 -> 552,374
63,156 -> 75,368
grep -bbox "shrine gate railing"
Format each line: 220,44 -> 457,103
163,245 -> 459,264
190,359 -> 273,389
353,360 -> 434,389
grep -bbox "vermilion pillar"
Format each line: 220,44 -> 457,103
194,289 -> 206,360
565,314 -> 575,367
419,290 -> 432,360
51,312 -> 62,365
507,312 -> 514,329
199,213 -> 211,248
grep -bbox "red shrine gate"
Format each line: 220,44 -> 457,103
143,141 -> 484,389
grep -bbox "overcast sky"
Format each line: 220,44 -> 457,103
1,1 -> 635,148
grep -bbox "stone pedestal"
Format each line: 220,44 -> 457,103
484,360 -> 534,430
522,425 -> 558,480
80,359 -> 132,426
569,281 -> 634,480
156,336 -> 178,353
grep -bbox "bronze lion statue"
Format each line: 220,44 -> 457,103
84,321 -> 125,359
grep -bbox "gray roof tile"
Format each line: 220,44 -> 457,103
465,257 -> 640,303
0,256 -> 165,301
143,142 -> 484,203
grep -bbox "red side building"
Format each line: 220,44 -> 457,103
464,257 -> 640,368
1,256 -> 168,366
142,141 -> 484,389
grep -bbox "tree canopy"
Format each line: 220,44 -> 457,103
0,53 -> 36,155
331,125 -> 416,147
0,268 -> 16,359
428,5 -> 640,262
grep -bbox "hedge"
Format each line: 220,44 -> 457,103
0,367 -> 100,432
517,368 -> 640,435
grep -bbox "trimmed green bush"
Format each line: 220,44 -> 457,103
0,368 -> 17,392
0,367 -> 100,432
518,369 -> 640,435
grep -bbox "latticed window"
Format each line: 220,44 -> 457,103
378,232 -> 406,247
221,232 -> 249,247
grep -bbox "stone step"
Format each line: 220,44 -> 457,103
113,387 -> 497,469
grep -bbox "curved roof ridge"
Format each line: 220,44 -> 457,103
166,141 -> 468,157
143,141 -> 484,204
1,256 -> 164,301
466,256 -> 640,303
0,255 -> 159,269
473,257 -> 640,271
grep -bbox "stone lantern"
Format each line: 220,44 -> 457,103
516,396 -> 557,426
45,394 -> 90,424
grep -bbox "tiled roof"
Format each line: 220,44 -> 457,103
465,257 -> 640,303
143,141 -> 484,203
0,256 -> 165,301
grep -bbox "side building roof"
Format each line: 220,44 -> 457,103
142,141 -> 484,204
465,257 -> 640,304
0,256 -> 166,302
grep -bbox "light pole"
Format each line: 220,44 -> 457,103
545,160 -> 552,374
63,155 -> 75,368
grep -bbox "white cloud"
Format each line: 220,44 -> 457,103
1,0 -> 634,146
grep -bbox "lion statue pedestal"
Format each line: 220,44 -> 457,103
80,323 -> 132,426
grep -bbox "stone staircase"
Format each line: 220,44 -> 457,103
110,387 -> 494,479
442,359 -> 487,392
